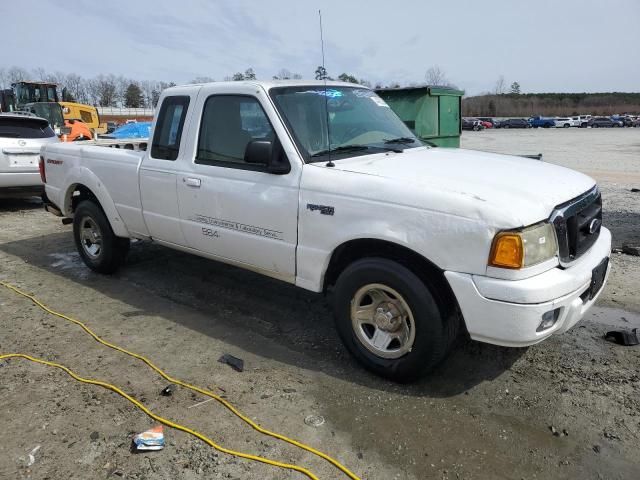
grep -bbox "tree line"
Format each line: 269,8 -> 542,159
0,65 -> 381,109
463,92 -> 640,117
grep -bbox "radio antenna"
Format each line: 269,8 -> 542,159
319,9 -> 334,167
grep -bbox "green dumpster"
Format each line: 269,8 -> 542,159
375,86 -> 464,147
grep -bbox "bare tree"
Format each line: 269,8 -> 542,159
33,67 -> 48,81
273,68 -> 292,80
425,66 -> 448,86
7,66 -> 29,84
494,75 -> 506,95
64,73 -> 87,103
114,76 -> 130,107
0,68 -> 8,89
89,75 -> 118,107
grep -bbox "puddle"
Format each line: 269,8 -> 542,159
48,252 -> 89,279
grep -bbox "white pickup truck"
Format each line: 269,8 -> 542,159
40,81 -> 611,381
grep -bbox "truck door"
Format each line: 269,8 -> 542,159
139,93 -> 193,246
176,86 -> 301,282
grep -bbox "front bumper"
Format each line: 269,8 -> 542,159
445,227 -> 612,347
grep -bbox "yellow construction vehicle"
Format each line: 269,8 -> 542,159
59,101 -> 107,135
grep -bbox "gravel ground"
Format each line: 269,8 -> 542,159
1,129 -> 639,480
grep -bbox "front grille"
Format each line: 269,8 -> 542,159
551,187 -> 602,265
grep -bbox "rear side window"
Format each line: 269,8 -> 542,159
0,117 -> 55,138
151,96 -> 190,160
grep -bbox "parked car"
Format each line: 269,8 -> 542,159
588,117 -> 617,128
0,113 -> 59,197
575,115 -> 592,128
633,118 -> 640,127
40,80 -> 611,382
476,117 -> 499,128
501,118 -> 531,129
611,115 -> 633,127
462,118 -> 484,131
528,116 -> 555,128
554,118 -> 573,128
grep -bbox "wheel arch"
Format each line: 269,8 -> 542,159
63,181 -> 130,238
323,238 -> 462,323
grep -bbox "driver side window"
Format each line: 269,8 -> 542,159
196,95 -> 275,168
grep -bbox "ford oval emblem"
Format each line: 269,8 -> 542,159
589,218 -> 601,234
18,140 -> 26,146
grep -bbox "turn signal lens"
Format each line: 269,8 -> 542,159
489,233 -> 524,269
489,222 -> 558,269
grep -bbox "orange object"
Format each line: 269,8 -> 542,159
489,232 -> 524,269
62,119 -> 93,142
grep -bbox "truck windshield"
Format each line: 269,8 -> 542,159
270,86 -> 422,163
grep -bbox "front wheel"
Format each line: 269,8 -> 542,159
73,200 -> 130,274
332,258 -> 457,382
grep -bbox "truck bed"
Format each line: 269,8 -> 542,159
42,143 -> 147,236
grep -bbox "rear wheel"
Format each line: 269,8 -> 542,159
73,200 -> 130,274
332,258 -> 457,382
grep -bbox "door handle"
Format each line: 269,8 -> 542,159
184,177 -> 201,188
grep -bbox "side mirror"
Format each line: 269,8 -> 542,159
244,139 -> 291,175
244,140 -> 271,166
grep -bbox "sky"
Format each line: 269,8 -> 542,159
1,0 -> 639,95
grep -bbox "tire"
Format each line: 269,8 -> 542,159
332,258 -> 457,382
73,200 -> 130,274
564,124 -> 570,128
503,124 -> 510,129
592,124 -> 598,128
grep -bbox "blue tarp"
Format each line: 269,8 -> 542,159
110,122 -> 152,139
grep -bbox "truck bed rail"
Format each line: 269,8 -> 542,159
82,138 -> 148,151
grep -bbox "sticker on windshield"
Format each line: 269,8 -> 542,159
300,89 -> 344,98
370,96 -> 390,107
352,89 -> 374,98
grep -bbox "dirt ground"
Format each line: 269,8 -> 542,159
1,129 -> 639,480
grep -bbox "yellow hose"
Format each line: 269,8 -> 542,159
0,281 -> 361,480
0,353 -> 318,480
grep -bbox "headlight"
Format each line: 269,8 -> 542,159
489,222 -> 558,269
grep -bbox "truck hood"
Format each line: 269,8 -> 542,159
327,147 -> 596,227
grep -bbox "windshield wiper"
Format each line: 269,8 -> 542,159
383,137 -> 417,145
310,144 -> 401,158
311,145 -> 369,157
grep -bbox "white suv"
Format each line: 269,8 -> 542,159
0,113 -> 59,197
554,117 -> 573,128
